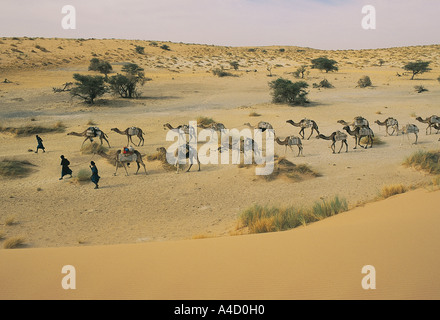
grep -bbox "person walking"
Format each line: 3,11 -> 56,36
59,155 -> 72,180
90,161 -> 100,189
35,135 -> 46,153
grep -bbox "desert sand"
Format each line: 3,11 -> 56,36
1,188 -> 439,300
0,38 -> 439,299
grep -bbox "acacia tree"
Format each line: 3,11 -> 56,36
311,57 -> 338,73
269,78 -> 309,106
88,58 -> 113,79
70,74 -> 106,104
107,63 -> 146,98
403,60 -> 432,80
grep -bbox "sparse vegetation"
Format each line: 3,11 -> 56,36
107,63 -> 147,99
360,136 -> 385,145
4,215 -> 17,226
249,112 -> 261,117
212,68 -> 234,77
238,195 -> 348,234
380,184 -> 407,199
135,45 -> 145,54
3,237 -> 25,249
262,157 -> 320,182
414,85 -> 428,93
293,65 -> 308,79
0,160 -> 35,178
404,150 -> 440,175
197,116 -> 216,128
269,78 -> 309,106
0,122 -> 65,136
357,76 -> 372,88
74,169 -> 91,183
80,142 -> 108,155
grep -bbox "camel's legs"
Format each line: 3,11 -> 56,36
299,128 -> 305,140
81,137 -> 89,147
338,141 -> 345,153
331,141 -> 336,154
414,134 -> 418,145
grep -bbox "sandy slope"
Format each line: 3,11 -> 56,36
0,188 -> 439,300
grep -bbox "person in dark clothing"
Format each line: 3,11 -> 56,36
35,135 -> 46,153
59,155 -> 72,180
90,161 -> 100,189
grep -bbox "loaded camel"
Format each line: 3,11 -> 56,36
173,143 -> 201,173
374,118 -> 399,136
343,126 -> 374,149
97,148 -> 147,176
275,136 -> 303,157
244,121 -> 274,133
416,116 -> 440,135
111,127 -> 145,146
398,124 -> 419,144
218,137 -> 261,164
337,116 -> 370,129
316,131 -> 349,154
67,127 -> 111,148
286,119 -> 320,140
163,123 -> 196,142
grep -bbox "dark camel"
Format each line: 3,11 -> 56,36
343,126 -> 374,149
286,119 -> 320,140
316,131 -> 348,154
275,136 -> 303,156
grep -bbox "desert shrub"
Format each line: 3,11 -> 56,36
3,215 -> 17,226
212,68 -> 234,77
160,44 -> 170,51
74,169 -> 91,183
269,78 -> 309,106
380,184 -> 407,199
357,76 -> 372,88
262,157 -> 319,182
3,237 -> 25,249
0,122 -> 65,136
293,65 -> 308,79
107,63 -> 146,99
313,79 -> 334,88
404,150 -> 440,175
360,136 -> 385,145
414,85 -> 428,93
0,159 -> 35,178
229,61 -> 239,70
135,45 -> 145,54
249,112 -> 261,117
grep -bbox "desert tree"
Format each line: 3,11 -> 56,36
107,63 -> 146,98
230,61 -> 239,70
311,57 -> 339,73
88,58 -> 113,79
293,65 -> 308,79
403,60 -> 432,80
70,74 -> 106,104
135,45 -> 145,54
269,78 -> 309,106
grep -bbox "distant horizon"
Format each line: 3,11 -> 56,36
2,36 -> 440,52
1,0 -> 439,51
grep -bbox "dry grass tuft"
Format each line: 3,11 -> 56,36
403,150 -> 440,175
0,159 -> 36,178
80,142 -> 109,155
0,121 -> 65,137
249,112 -> 261,117
380,184 -> 407,199
4,215 -> 17,226
262,157 -> 320,182
3,236 -> 26,249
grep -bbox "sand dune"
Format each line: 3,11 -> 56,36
1,188 -> 439,300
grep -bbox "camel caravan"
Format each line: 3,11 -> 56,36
62,113 -> 437,178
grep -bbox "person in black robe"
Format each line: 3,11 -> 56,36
35,135 -> 46,153
90,161 -> 100,189
59,155 -> 72,180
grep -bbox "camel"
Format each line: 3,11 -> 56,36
416,116 -> 440,135
113,148 -> 147,176
67,127 -> 111,148
218,137 -> 261,164
374,118 -> 399,136
275,136 -> 303,156
343,126 -> 374,149
163,123 -> 196,142
111,127 -> 145,146
316,131 -> 348,154
174,143 -> 201,173
244,121 -> 274,133
398,124 -> 419,144
337,116 -> 370,129
286,119 -> 320,140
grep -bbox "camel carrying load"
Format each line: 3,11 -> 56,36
354,116 -> 369,128
118,146 -> 137,162
128,127 -> 140,136
335,131 -> 348,141
87,127 -> 102,139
